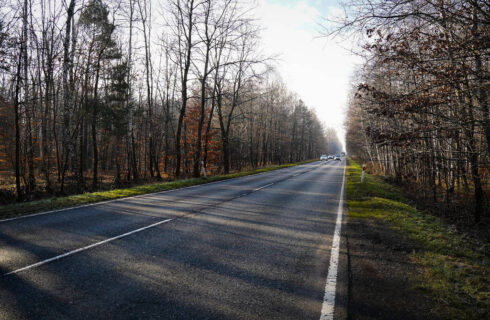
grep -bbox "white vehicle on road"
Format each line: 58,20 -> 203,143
320,155 -> 328,161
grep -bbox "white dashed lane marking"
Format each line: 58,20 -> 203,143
4,218 -> 174,276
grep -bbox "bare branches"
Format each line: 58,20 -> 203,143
342,0 -> 489,222
0,0 -> 332,202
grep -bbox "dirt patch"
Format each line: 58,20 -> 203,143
346,216 -> 439,320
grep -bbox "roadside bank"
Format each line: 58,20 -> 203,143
345,158 -> 488,319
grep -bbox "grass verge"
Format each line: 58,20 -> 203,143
1,160 -> 315,220
346,158 -> 489,319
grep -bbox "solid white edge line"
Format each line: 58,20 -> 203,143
320,162 -> 346,320
4,218 -> 173,276
0,162 -> 321,224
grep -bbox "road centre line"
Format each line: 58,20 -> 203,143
2,162 -> 323,276
4,218 -> 174,276
254,183 -> 274,191
0,163 -> 319,224
319,163 -> 346,320
3,171 -> 291,276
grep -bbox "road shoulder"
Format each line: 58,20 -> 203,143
345,158 -> 489,319
333,208 -> 349,320
345,215 -> 437,319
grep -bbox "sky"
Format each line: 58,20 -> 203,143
254,0 -> 360,148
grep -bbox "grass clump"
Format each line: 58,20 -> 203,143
346,158 -> 489,319
1,160 -> 315,220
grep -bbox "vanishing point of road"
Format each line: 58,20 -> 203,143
0,160 -> 347,320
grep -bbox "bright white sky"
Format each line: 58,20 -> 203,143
255,0 -> 360,148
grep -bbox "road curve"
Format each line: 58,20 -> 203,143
0,160 -> 346,320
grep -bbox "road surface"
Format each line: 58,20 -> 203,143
0,160 -> 347,320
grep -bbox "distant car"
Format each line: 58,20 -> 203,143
335,154 -> 341,161
320,155 -> 328,161
328,155 -> 334,159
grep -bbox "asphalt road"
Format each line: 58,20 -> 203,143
0,160 -> 346,320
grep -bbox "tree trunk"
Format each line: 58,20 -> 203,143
23,0 -> 36,194
14,46 -> 23,201
174,0 -> 195,178
60,0 -> 76,193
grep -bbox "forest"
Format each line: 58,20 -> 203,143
0,0 -> 342,203
339,0 -> 489,223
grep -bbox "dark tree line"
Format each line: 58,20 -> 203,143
334,0 -> 489,222
0,0 -> 337,202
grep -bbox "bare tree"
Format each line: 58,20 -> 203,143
0,0 -> 330,203
337,0 -> 489,222
60,0 -> 76,193
167,0 -> 198,178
